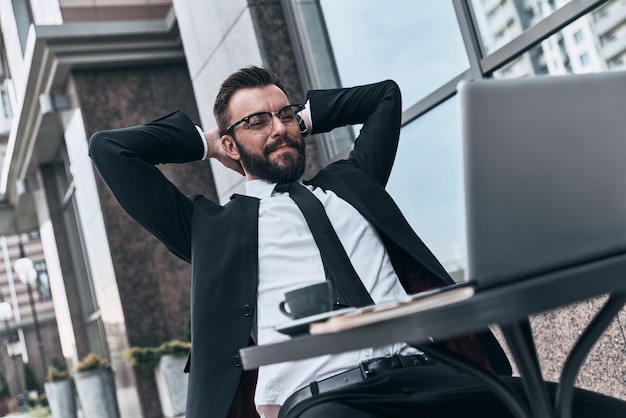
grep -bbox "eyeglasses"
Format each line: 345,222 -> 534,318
223,104 -> 305,135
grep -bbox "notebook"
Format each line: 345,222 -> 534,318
459,70 -> 626,288
275,281 -> 474,335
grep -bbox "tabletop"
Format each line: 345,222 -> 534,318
241,251 -> 626,369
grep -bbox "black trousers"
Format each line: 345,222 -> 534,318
284,364 -> 626,418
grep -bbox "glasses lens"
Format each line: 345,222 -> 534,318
247,113 -> 272,132
278,105 -> 300,125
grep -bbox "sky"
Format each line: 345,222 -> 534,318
320,0 -> 471,270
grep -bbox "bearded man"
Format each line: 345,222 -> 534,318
89,66 -> 626,418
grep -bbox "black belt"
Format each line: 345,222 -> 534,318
278,353 -> 438,418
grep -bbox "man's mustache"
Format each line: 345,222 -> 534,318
264,136 -> 302,155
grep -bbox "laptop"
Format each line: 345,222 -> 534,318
460,70 -> 626,289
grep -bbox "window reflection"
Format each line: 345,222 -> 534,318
472,0 -> 626,77
320,0 -> 469,108
471,0 -> 574,54
33,260 -> 52,301
386,98 -> 467,279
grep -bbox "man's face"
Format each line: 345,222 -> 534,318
224,85 -> 305,184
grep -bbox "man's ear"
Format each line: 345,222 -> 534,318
221,134 -> 240,161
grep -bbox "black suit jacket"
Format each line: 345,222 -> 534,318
89,80 -> 509,418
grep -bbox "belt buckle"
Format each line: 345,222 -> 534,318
355,354 -> 436,384
358,358 -> 376,378
358,355 -> 402,378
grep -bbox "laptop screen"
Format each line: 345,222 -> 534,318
460,71 -> 626,288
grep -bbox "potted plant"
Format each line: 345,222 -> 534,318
73,353 -> 120,418
44,363 -> 77,418
125,340 -> 191,417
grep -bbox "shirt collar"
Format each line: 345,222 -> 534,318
245,179 -> 278,199
245,179 -> 305,199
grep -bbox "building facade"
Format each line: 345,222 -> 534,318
0,231 -> 63,408
0,0 -> 625,416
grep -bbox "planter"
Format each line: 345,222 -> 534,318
45,379 -> 77,418
154,354 -> 189,417
74,367 -> 120,418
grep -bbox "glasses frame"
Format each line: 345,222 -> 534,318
223,104 -> 305,136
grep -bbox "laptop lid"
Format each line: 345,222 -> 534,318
460,71 -> 626,288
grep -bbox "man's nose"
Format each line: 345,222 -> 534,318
270,114 -> 287,135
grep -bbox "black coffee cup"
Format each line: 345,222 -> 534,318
278,282 -> 333,319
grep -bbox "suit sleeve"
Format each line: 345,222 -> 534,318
307,80 -> 402,186
88,110 -> 205,262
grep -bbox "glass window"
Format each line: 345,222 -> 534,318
0,35 -> 12,129
574,29 -> 585,43
580,52 -> 591,66
471,0 -> 576,55
11,0 -> 34,54
1,81 -> 11,119
486,0 -> 626,77
320,0 -> 469,108
386,97 -> 466,277
33,260 -> 52,301
0,34 -> 9,80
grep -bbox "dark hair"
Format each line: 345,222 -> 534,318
214,66 -> 286,134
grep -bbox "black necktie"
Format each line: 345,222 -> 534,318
275,182 -> 374,308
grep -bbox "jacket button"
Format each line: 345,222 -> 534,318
241,304 -> 254,317
232,356 -> 242,367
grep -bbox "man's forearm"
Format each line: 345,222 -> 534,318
89,110 -> 205,166
308,80 -> 402,186
88,110 -> 202,262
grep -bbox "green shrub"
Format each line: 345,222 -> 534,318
75,353 -> 108,373
124,346 -> 159,372
160,340 -> 192,356
47,358 -> 70,382
125,340 -> 191,371
47,366 -> 69,382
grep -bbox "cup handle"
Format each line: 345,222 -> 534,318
279,301 -> 294,318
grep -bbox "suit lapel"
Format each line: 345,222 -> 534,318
229,193 -> 260,264
309,168 -> 452,282
307,169 -> 376,221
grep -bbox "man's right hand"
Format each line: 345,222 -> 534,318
204,128 -> 245,176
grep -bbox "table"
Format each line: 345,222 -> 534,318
240,252 -> 626,418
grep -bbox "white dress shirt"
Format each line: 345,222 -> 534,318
246,180 -> 419,418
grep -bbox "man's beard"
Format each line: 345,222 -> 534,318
234,135 -> 306,184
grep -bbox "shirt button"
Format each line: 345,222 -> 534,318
241,304 -> 254,317
232,356 -> 242,367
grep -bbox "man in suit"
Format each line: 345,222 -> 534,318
89,66 -> 626,418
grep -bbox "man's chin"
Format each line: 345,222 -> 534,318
269,147 -> 300,165
271,157 -> 305,183
238,140 -> 305,183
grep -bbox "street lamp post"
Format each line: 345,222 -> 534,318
14,244 -> 48,380
0,301 -> 27,411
